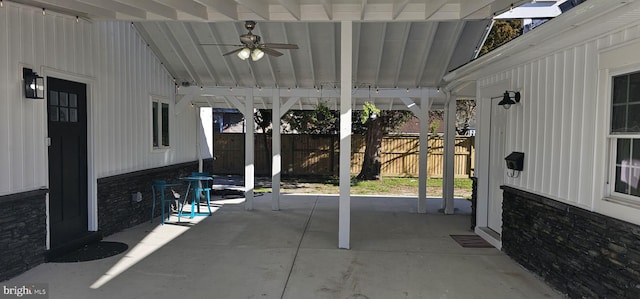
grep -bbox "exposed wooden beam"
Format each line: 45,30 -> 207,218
158,22 -> 201,84
234,0 -> 270,20
321,0 -> 333,20
78,0 -> 146,19
154,0 -> 208,20
392,0 -> 410,20
183,23 -> 220,85
415,23 -> 438,87
373,23 -> 387,87
459,0 -> 492,19
198,0 -> 238,20
206,23 -> 239,85
124,0 -> 177,20
425,0 -> 449,19
305,23 -> 317,88
393,23 -> 411,87
38,0 -> 117,18
277,0 -> 301,20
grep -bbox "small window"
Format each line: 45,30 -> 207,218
610,71 -> 640,200
152,98 -> 170,149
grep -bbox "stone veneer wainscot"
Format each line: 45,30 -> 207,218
0,189 -> 47,282
502,185 -> 640,298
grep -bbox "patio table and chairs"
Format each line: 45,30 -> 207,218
151,172 -> 215,224
178,172 -> 214,220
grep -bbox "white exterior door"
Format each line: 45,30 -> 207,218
487,97 -> 506,234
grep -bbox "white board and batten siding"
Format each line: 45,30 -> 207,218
0,3 -> 197,196
477,21 -> 640,225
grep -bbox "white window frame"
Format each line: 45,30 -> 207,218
606,68 -> 640,205
151,96 -> 171,150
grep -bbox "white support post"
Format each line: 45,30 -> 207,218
401,96 -> 429,214
443,93 -> 456,214
418,95 -> 430,213
196,107 -> 203,172
272,90 -> 281,211
339,20 -> 353,249
245,90 -> 255,210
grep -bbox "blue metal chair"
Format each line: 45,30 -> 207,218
151,180 -> 181,224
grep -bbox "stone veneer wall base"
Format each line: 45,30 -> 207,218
0,189 -> 48,282
502,186 -> 640,299
98,160 -> 212,236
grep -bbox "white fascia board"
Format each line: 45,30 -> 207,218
493,6 -> 562,19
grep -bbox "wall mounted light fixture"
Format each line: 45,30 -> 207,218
498,90 -> 520,109
23,68 -> 44,99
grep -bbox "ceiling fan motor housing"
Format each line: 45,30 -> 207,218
240,33 -> 260,48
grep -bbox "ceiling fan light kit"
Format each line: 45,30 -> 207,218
251,48 -> 265,61
237,48 -> 251,60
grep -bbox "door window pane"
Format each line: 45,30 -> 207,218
69,108 -> 78,122
69,94 -> 78,108
59,107 -> 69,122
161,103 -> 169,146
49,107 -> 59,122
50,91 -> 59,106
152,102 -> 159,147
60,92 -> 68,107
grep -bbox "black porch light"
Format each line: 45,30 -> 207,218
498,90 -> 521,109
23,68 -> 44,99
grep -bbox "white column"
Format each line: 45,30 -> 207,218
245,90 -> 255,210
200,107 -> 214,172
418,95 -> 430,213
272,90 -> 281,211
196,107 -> 203,172
339,20 -> 353,249
443,93 -> 456,214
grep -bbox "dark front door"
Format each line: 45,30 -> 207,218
47,77 -> 88,248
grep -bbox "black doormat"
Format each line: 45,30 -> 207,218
48,241 -> 128,263
450,235 -> 494,248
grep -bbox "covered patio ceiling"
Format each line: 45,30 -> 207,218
6,0 -> 530,109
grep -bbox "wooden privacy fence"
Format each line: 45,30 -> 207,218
213,133 -> 474,178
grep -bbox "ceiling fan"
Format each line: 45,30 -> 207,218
201,21 -> 299,61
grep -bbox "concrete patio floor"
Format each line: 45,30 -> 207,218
6,194 -> 563,299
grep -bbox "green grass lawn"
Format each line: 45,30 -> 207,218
255,176 -> 473,197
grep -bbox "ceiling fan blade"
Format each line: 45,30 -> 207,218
222,48 -> 243,56
262,48 -> 283,57
262,43 -> 299,49
200,43 -> 243,46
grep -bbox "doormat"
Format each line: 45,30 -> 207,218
450,235 -> 494,248
48,241 -> 128,263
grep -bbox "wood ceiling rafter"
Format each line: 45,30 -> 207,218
206,23 -> 239,86
79,0 -> 146,19
158,22 -> 201,84
393,23 -> 411,88
374,23 -> 388,88
154,0 -> 208,20
415,23 -> 438,87
182,23 -> 219,86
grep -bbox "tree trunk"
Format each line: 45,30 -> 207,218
356,118 -> 384,180
262,132 -> 271,174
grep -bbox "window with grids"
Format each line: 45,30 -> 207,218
610,71 -> 640,199
152,99 -> 170,148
